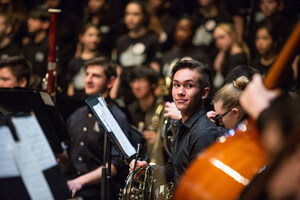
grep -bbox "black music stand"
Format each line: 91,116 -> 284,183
86,95 -> 136,200
0,87 -> 69,154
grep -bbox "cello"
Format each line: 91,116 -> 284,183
174,20 -> 300,200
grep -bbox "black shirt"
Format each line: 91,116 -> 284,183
222,52 -> 248,77
0,42 -> 20,59
66,101 -> 130,199
153,107 -> 220,185
116,32 -> 161,68
22,36 -> 48,79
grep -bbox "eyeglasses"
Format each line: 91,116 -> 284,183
215,109 -> 231,126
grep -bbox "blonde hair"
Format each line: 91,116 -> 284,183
214,76 -> 249,110
216,23 -> 250,63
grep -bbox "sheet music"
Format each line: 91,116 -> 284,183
12,116 -> 57,171
13,141 -> 54,200
93,96 -> 136,157
0,126 -> 20,178
39,91 -> 55,106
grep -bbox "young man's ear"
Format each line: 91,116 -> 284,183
201,87 -> 210,100
18,77 -> 28,87
107,76 -> 116,90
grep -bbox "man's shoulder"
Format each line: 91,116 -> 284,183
191,111 -> 219,136
68,105 -> 88,120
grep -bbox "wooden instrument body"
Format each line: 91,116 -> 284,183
174,120 -> 268,199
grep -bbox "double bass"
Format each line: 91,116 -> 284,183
174,20 -> 300,200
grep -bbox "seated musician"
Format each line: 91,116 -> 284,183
239,74 -> 300,200
0,56 -> 31,88
206,76 -> 249,133
64,57 -> 130,200
126,66 -> 167,163
130,59 -> 220,185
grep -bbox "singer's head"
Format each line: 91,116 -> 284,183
0,56 -> 31,88
84,57 -> 117,97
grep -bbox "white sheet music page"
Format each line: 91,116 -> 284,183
13,141 -> 54,200
93,96 -> 136,157
11,115 -> 57,171
0,126 -> 20,178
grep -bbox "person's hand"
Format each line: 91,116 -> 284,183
206,111 -> 217,124
164,102 -> 181,120
240,74 -> 281,120
143,130 -> 157,144
129,159 -> 148,172
55,149 -> 70,164
67,179 -> 83,197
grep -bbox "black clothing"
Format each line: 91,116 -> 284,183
66,101 -> 130,199
22,36 -> 48,80
127,99 -> 157,131
0,42 -> 20,59
159,15 -> 177,52
161,45 -> 210,77
222,52 -> 248,77
116,32 -> 161,68
153,107 -> 220,185
192,7 -> 232,60
252,57 -> 273,76
115,32 -> 161,104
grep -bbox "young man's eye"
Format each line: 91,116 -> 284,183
173,83 -> 179,88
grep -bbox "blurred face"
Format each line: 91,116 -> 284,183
148,0 -> 164,12
198,0 -> 214,7
255,28 -> 275,56
175,19 -> 193,47
80,26 -> 101,51
85,65 -> 109,96
125,3 -> 144,31
27,18 -> 43,33
260,0 -> 279,17
172,68 -> 203,118
88,0 -> 106,14
46,0 -> 60,8
131,78 -> 153,99
214,100 -> 238,129
213,27 -> 233,52
0,67 -> 20,88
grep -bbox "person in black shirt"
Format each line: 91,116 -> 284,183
111,0 -> 162,104
66,23 -> 101,98
206,76 -> 249,136
239,74 -> 300,200
252,23 -> 279,76
212,23 -> 249,89
162,16 -> 210,78
65,57 -> 130,200
130,59 -> 219,185
0,13 -> 20,59
22,8 -> 50,88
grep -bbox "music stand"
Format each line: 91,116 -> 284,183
85,95 -> 136,200
0,113 -> 71,200
0,87 -> 69,154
